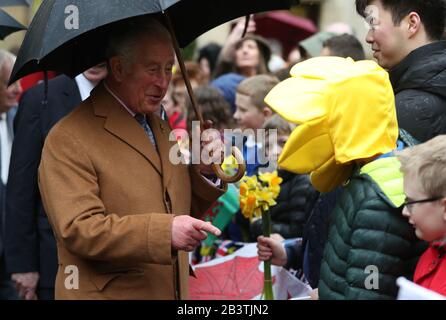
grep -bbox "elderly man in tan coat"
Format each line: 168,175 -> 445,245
38,17 -> 226,300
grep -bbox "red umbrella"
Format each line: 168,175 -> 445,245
254,10 -> 317,58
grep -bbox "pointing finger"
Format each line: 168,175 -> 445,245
195,221 -> 221,237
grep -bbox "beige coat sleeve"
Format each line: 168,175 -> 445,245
189,165 -> 227,219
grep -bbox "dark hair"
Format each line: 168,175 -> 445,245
323,34 -> 366,61
273,65 -> 293,81
198,43 -> 222,75
355,0 -> 446,41
186,86 -> 234,133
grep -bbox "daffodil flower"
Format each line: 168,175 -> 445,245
239,171 -> 282,220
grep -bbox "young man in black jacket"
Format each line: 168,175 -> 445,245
356,0 -> 446,142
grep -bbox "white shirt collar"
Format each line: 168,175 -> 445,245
0,112 -> 12,184
75,73 -> 96,101
103,82 -> 136,117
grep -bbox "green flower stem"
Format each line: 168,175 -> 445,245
262,210 -> 274,300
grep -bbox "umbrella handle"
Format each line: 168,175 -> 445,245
211,146 -> 246,184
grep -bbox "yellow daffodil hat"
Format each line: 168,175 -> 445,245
264,57 -> 398,192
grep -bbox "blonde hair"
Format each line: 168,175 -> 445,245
172,61 -> 205,87
397,135 -> 446,197
236,75 -> 279,112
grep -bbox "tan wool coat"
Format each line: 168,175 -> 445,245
38,84 -> 225,299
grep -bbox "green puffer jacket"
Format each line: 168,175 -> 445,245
318,157 -> 426,300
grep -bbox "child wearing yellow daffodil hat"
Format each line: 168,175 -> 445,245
260,57 -> 425,299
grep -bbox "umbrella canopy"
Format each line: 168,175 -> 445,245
0,8 -> 26,40
10,0 -> 292,83
254,10 -> 317,58
0,0 -> 31,6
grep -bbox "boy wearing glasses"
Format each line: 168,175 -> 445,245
397,135 -> 446,296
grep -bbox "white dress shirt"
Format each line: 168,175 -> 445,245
0,112 -> 12,185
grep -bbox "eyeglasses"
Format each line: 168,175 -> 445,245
403,197 -> 443,214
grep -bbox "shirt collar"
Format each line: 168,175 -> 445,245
103,82 -> 136,117
75,73 -> 96,101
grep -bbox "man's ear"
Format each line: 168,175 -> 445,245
263,107 -> 273,118
109,56 -> 125,82
406,12 -> 422,38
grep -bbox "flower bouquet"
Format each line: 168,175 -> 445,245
239,171 -> 282,300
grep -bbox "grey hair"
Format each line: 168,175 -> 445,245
105,17 -> 172,69
0,49 -> 16,75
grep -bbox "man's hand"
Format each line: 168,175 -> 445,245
172,215 -> 221,252
310,289 -> 319,300
257,236 -> 287,267
270,233 -> 285,242
197,120 -> 225,176
11,272 -> 39,300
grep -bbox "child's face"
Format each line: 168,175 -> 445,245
402,173 -> 446,242
265,133 -> 289,161
234,92 -> 267,130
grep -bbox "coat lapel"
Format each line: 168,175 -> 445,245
92,85 -> 162,175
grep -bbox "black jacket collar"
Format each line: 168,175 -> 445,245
389,41 -> 446,88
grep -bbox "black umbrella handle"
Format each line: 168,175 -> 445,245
164,12 -> 246,183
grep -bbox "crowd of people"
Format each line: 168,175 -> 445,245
0,0 -> 445,300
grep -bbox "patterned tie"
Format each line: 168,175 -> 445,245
134,114 -> 157,148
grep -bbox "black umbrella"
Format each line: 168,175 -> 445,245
10,0 -> 292,82
0,0 -> 31,6
0,8 -> 25,39
11,0 -> 295,182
